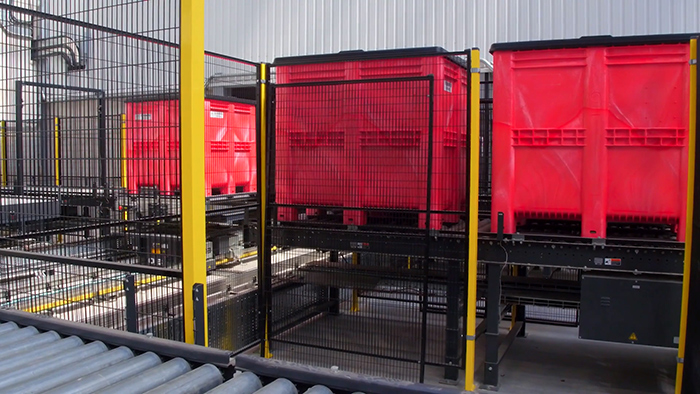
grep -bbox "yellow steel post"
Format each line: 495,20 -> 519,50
676,37 -> 697,394
180,0 -> 207,346
120,113 -> 127,189
54,117 -> 60,186
0,120 -> 6,187
259,62 -> 272,358
351,253 -> 360,312
464,48 -> 481,392
54,118 -> 63,243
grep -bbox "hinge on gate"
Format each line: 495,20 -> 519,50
690,59 -> 697,65
677,357 -> 684,364
470,67 -> 480,73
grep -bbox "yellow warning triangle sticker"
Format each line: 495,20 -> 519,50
629,332 -> 638,341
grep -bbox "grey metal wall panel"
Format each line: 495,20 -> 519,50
41,0 -> 180,42
204,0 -> 700,62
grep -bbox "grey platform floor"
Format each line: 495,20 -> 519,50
469,323 -> 677,394
268,316 -> 677,393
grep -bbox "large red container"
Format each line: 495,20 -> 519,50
274,48 -> 469,229
490,35 -> 692,240
125,100 -> 177,195
125,98 -> 256,196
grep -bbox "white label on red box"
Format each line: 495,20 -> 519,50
443,80 -> 452,93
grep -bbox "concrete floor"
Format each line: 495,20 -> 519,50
472,323 -> 677,394
268,315 -> 677,393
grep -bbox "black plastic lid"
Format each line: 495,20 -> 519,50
490,33 -> 699,53
125,93 -> 252,105
273,46 -> 453,66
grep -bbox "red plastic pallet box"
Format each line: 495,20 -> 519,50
490,35 -> 692,240
274,47 -> 469,229
125,98 -> 256,196
125,100 -> 178,195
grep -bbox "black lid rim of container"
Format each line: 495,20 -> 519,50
272,46 -> 472,67
489,33 -> 700,53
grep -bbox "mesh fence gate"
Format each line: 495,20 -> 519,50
264,50 -> 473,383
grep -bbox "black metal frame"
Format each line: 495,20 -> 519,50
273,226 -> 684,274
0,247 -> 182,277
14,81 -> 107,194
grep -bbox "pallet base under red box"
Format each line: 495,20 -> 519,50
127,181 -> 255,196
277,206 -> 459,230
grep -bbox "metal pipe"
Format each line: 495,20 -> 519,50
4,346 -> 134,394
0,248 -> 183,277
480,58 -> 494,72
0,330 -> 60,358
0,336 -> 84,375
143,364 -> 223,394
303,386 -> 333,394
0,341 -> 108,388
32,36 -> 84,69
0,309 -> 232,367
253,379 -> 297,394
42,352 -> 161,394
0,326 -> 38,347
0,321 -> 18,334
96,358 -> 192,394
204,371 -> 262,394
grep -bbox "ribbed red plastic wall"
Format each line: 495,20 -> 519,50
275,56 -> 468,229
125,99 -> 256,196
491,43 -> 690,240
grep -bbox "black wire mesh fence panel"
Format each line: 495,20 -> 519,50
0,1 -> 192,341
0,1 -> 181,261
202,55 -> 260,351
480,73 -> 493,214
267,52 -> 471,383
0,3 -> 261,352
0,244 -> 184,340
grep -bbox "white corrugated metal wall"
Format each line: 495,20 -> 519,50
205,0 -> 700,62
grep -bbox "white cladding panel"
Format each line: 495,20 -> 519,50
204,0 -> 700,62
